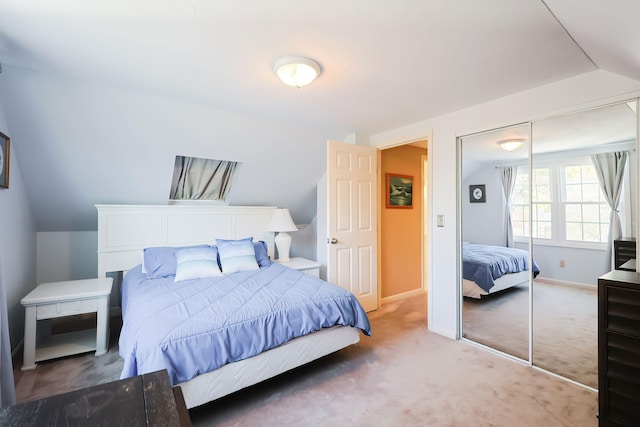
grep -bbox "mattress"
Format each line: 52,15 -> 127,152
179,325 -> 360,408
463,270 -> 530,299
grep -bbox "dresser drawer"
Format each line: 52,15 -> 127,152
36,298 -> 100,320
606,375 -> 640,426
606,286 -> 640,337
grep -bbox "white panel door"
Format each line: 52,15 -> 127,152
327,140 -> 377,312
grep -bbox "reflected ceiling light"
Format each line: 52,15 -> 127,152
273,56 -> 322,88
497,138 -> 525,152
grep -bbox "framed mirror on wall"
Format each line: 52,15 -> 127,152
458,99 -> 638,390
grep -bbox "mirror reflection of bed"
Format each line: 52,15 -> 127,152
461,241 -> 533,361
460,100 -> 637,390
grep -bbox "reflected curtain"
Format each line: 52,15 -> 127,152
591,151 -> 629,270
0,255 -> 16,407
169,157 -> 238,201
500,166 -> 517,247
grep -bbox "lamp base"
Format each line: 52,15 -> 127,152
274,232 -> 292,263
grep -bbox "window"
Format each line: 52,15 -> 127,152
169,156 -> 238,201
563,164 -> 609,243
511,157 -> 611,246
511,171 -> 529,237
531,167 -> 553,239
512,167 -> 552,239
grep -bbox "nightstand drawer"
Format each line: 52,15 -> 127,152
278,258 -> 321,277
304,268 -> 320,277
36,299 -> 100,320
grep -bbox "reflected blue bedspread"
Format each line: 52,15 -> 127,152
462,243 -> 540,292
119,263 -> 371,385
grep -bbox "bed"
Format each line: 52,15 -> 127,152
462,243 -> 540,299
96,204 -> 371,409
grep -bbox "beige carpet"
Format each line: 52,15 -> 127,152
463,281 -> 597,388
14,293 -> 597,426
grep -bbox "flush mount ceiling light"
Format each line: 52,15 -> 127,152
497,138 -> 525,152
273,56 -> 322,88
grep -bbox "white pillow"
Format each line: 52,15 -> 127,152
216,237 -> 260,274
174,246 -> 223,282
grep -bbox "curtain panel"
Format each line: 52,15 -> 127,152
591,151 -> 629,271
0,256 -> 16,407
499,166 -> 517,248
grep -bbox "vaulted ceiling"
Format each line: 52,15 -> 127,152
0,1 -> 639,231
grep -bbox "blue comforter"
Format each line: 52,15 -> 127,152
119,262 -> 371,385
462,244 -> 540,293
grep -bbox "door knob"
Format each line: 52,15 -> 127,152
328,238 -> 338,244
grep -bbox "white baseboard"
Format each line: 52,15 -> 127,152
429,325 -> 457,340
535,277 -> 596,289
380,288 -> 425,305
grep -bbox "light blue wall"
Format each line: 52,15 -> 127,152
0,106 -> 37,351
462,164 -> 505,246
464,163 -> 608,285
525,242 -> 607,285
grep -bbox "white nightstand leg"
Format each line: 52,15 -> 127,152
22,306 -> 37,371
95,296 -> 109,356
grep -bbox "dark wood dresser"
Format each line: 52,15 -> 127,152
598,270 -> 640,426
613,237 -> 636,271
0,369 -> 191,426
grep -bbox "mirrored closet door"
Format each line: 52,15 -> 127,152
459,123 -> 531,361
459,99 -> 638,389
530,101 -> 638,388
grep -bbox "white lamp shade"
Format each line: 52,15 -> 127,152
267,208 -> 298,232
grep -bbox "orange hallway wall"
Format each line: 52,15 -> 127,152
380,145 -> 424,298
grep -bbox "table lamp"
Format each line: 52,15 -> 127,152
267,208 -> 298,262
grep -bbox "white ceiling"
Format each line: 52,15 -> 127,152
1,1 -> 640,231
461,101 -> 638,168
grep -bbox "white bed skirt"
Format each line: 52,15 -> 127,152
463,270 -> 530,299
178,326 -> 361,409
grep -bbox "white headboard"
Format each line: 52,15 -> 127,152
96,204 -> 277,277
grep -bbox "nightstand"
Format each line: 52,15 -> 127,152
278,257 -> 321,277
20,277 -> 113,371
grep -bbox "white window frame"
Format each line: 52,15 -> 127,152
512,156 -> 609,250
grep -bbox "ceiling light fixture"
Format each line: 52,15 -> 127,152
273,56 -> 322,88
497,138 -> 525,152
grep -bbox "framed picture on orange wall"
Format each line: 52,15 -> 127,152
0,131 -> 9,189
386,173 -> 413,208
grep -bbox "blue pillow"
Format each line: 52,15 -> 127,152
143,245 -> 209,278
216,237 -> 260,274
254,241 -> 272,268
174,246 -> 223,282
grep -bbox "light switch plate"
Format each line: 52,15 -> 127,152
437,214 -> 445,227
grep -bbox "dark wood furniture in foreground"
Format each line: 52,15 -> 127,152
598,270 -> 640,426
0,369 -> 191,426
613,237 -> 636,271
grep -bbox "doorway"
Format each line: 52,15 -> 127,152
379,141 -> 429,303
